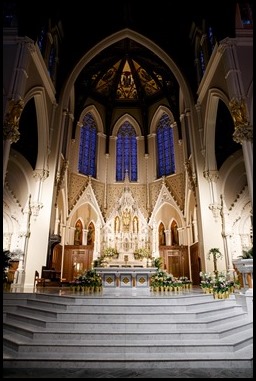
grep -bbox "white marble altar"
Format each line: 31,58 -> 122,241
94,267 -> 157,288
100,173 -> 152,263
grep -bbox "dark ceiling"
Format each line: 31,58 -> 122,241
13,0 -> 237,95
5,1 -> 238,143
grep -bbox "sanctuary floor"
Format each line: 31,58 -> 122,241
2,367 -> 254,378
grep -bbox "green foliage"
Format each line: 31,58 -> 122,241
103,247 -> 119,258
150,269 -> 173,288
134,248 -> 151,260
151,256 -> 163,270
3,250 -> 11,282
239,247 -> 253,259
207,248 -> 223,260
78,269 -> 102,288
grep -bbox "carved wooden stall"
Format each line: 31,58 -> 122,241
159,245 -> 189,279
62,245 -> 94,282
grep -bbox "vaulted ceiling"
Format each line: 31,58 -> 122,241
7,0 -> 238,161
73,38 -> 180,135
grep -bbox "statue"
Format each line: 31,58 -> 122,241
133,217 -> 138,233
122,209 -> 131,227
115,217 -> 120,233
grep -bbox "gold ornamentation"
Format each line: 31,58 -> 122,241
122,277 -> 130,284
233,125 -> 253,143
106,276 -> 114,284
229,98 -> 249,127
229,98 -> 252,143
122,208 -> 131,227
3,99 -> 24,142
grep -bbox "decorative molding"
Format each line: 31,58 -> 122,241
229,98 -> 252,143
229,98 -> 249,127
185,160 -> 197,194
209,203 -> 221,221
203,170 -> 219,183
233,124 -> 253,143
31,201 -> 43,219
33,169 -> 49,181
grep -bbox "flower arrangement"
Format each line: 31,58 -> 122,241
69,269 -> 102,292
134,248 -> 151,260
103,247 -> 119,259
3,250 -> 11,282
199,271 -> 215,289
150,269 -> 172,288
199,270 -> 238,298
150,270 -> 192,292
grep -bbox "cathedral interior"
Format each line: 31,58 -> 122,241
3,1 -> 253,288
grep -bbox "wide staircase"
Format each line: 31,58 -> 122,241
3,289 -> 253,369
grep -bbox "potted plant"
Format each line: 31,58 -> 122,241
3,250 -> 12,291
239,247 -> 253,259
151,256 -> 163,270
233,246 -> 253,290
207,248 -> 223,276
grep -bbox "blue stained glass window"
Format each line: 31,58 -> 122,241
116,122 -> 137,181
157,113 -> 175,177
78,113 -> 97,177
208,27 -> 215,52
200,50 -> 205,74
48,45 -> 56,80
38,28 -> 46,54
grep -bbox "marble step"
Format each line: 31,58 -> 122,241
3,292 -> 253,370
3,300 -> 242,319
3,344 -> 253,370
3,321 -> 252,343
3,291 -> 229,305
18,298 -> 239,313
3,309 -> 249,329
3,328 -> 253,353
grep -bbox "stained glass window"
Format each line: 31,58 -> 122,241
116,122 -> 137,181
38,28 -> 46,54
208,27 -> 215,52
78,113 -> 97,177
200,50 -> 205,75
157,113 -> 175,177
48,45 -> 56,80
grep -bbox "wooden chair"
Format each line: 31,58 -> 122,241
34,270 -> 45,287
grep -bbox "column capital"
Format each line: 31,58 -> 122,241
3,99 -> 24,143
233,125 -> 253,144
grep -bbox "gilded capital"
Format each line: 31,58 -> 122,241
3,99 -> 24,143
229,98 -> 249,128
233,125 -> 253,144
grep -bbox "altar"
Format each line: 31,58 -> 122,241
94,267 -> 157,289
